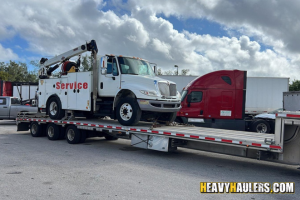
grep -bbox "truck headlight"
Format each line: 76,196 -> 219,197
140,90 -> 158,96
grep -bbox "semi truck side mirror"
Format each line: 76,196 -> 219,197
153,65 -> 157,75
187,94 -> 192,103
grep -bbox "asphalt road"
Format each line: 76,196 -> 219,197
0,120 -> 300,200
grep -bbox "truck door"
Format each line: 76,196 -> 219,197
184,90 -> 205,118
98,56 -> 121,97
0,97 -> 9,118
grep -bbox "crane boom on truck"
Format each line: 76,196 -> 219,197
37,40 -> 182,126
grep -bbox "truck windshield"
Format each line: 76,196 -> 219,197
118,57 -> 155,76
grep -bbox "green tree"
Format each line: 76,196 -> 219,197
289,80 -> 300,91
0,71 -> 9,81
181,69 -> 190,75
0,61 -> 38,82
81,55 -> 92,71
156,68 -> 163,75
162,68 -> 190,75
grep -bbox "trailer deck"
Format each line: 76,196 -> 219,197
17,117 -> 282,152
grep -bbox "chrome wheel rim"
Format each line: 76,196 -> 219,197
256,123 -> 267,133
67,129 -> 75,141
49,101 -> 58,116
120,103 -> 133,121
48,126 -> 55,138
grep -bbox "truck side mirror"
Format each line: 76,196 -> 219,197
153,65 -> 157,75
187,94 -> 192,103
187,94 -> 191,107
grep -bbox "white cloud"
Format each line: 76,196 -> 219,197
0,44 -> 19,61
0,0 -> 299,81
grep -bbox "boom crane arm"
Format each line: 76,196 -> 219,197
39,40 -> 98,77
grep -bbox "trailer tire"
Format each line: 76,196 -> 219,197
116,97 -> 141,126
66,125 -> 81,144
251,119 -> 271,133
46,123 -> 60,140
30,122 -> 43,137
47,97 -> 64,120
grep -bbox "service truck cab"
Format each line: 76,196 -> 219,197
38,40 -> 181,126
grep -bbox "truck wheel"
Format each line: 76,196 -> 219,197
47,97 -> 64,120
30,122 -> 43,137
158,112 -> 177,124
116,97 -> 141,126
105,135 -> 118,140
251,120 -> 271,133
46,123 -> 60,140
66,125 -> 81,144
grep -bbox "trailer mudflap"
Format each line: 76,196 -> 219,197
17,122 -> 30,131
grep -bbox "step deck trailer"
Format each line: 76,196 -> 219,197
16,112 -> 300,165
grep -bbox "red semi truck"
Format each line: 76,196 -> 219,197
176,70 -> 280,133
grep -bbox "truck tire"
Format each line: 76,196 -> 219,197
46,123 -> 60,140
66,125 -> 81,144
30,122 -> 43,137
116,97 -> 141,126
158,112 -> 177,124
251,119 -> 271,133
105,135 -> 118,140
47,97 -> 64,120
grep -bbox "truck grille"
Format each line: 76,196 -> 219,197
158,82 -> 177,96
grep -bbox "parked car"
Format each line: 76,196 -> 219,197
0,96 -> 38,120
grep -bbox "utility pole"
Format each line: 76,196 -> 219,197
174,65 -> 178,76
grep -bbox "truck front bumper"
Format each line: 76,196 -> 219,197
137,99 -> 181,112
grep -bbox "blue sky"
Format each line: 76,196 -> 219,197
0,0 -> 299,79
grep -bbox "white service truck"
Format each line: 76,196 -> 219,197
37,40 -> 181,126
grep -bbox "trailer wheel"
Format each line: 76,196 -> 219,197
116,97 -> 141,126
251,120 -> 271,133
30,122 -> 43,137
105,135 -> 118,140
47,97 -> 64,120
66,125 -> 81,144
46,123 -> 60,140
